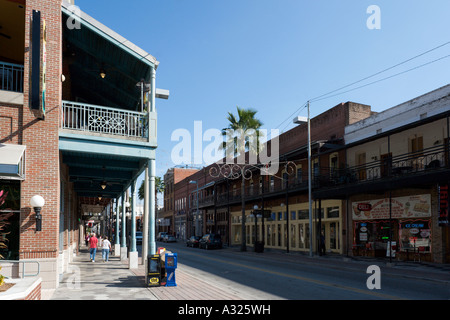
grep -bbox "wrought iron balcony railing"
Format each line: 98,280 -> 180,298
208,143 -> 449,206
315,143 -> 449,188
0,61 -> 24,93
62,100 -> 148,139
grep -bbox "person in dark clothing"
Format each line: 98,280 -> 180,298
319,231 -> 326,256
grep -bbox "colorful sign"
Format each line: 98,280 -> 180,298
438,185 -> 449,226
30,10 -> 46,119
352,194 -> 431,220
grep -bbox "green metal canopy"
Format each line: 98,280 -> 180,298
60,2 -> 159,205
61,150 -> 145,199
61,3 -> 159,111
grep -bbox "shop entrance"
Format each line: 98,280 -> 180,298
320,221 -> 340,253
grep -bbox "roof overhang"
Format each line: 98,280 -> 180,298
61,1 -> 160,111
0,143 -> 26,180
61,1 -> 159,69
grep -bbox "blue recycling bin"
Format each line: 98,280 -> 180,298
165,252 -> 177,287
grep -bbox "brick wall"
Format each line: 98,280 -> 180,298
0,103 -> 23,144
19,0 -> 62,260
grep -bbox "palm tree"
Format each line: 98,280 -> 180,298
138,176 -> 164,204
221,106 -> 264,161
222,107 -> 264,252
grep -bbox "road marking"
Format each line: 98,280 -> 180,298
179,249 -> 406,300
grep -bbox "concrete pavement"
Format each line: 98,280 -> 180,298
48,244 -> 450,300
49,247 -> 264,300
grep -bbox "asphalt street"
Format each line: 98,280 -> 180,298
159,241 -> 449,300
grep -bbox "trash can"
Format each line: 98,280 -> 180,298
255,241 -> 264,253
147,254 -> 161,287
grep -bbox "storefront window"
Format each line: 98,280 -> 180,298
327,207 -> 340,218
298,223 -> 310,249
399,220 -> 431,253
0,180 -> 20,260
298,210 -> 309,220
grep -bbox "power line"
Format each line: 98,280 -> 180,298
310,41 -> 450,102
311,53 -> 450,103
276,41 -> 450,131
276,102 -> 307,130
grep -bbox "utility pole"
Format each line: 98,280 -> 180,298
308,101 -> 313,257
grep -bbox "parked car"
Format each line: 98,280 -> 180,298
136,231 -> 143,245
157,232 -> 168,241
199,234 -> 222,250
186,236 -> 201,247
165,235 -> 176,243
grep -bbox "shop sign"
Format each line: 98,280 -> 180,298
438,185 -> 449,226
30,10 -> 46,119
352,194 -> 431,220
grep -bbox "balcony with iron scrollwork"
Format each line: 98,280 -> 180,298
314,143 -> 450,198
61,100 -> 149,141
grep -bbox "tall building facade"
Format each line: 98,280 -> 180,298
0,0 -> 160,289
174,86 -> 450,263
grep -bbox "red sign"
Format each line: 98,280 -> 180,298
357,203 -> 372,211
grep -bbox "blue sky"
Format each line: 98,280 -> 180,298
76,0 -> 450,188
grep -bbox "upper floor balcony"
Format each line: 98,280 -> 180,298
197,143 -> 450,207
0,61 -> 24,105
314,143 -> 450,198
61,100 -> 149,141
0,61 -> 23,93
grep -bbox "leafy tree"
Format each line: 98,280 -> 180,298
221,106 -> 265,160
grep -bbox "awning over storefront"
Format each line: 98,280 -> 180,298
0,143 -> 26,180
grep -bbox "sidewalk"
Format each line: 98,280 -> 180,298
49,247 -> 261,300
48,246 -> 449,300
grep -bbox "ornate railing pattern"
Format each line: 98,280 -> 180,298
316,143 -> 449,188
201,144 -> 449,206
0,61 -> 24,93
62,101 -> 148,139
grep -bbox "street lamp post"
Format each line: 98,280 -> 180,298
293,100 -> 313,257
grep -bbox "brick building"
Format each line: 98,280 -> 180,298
0,0 -> 161,289
172,101 -> 374,252
158,167 -> 198,237
174,87 -> 450,263
315,84 -> 450,263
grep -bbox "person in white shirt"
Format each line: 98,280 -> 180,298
101,236 -> 112,262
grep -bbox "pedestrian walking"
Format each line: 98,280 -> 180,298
89,233 -> 98,262
102,236 -> 112,262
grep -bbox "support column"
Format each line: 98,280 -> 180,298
142,165 -> 149,264
114,198 -> 120,257
148,159 -> 156,256
120,193 -> 127,260
150,66 -> 156,113
129,180 -> 138,269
